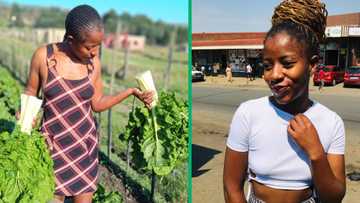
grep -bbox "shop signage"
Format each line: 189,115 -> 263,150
349,27 -> 360,36
247,49 -> 260,57
325,26 -> 342,37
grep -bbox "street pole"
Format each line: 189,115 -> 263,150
164,27 -> 177,90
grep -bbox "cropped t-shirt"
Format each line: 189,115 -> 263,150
227,96 -> 345,190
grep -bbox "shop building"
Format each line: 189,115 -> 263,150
192,12 -> 360,77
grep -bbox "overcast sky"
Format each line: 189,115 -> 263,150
192,0 -> 360,33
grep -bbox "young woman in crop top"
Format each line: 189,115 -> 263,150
223,0 -> 346,202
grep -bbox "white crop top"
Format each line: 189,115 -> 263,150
227,96 -> 345,190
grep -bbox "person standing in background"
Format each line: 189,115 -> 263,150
351,48 -> 360,66
251,64 -> 256,80
318,67 -> 325,92
246,63 -> 253,83
226,64 -> 233,83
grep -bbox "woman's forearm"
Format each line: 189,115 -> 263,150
224,185 -> 247,203
311,154 -> 345,203
92,88 -> 134,112
223,149 -> 249,203
24,87 -> 38,97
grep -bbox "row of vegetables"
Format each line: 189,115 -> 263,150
0,67 -> 55,202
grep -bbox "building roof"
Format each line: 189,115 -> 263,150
192,32 -> 266,50
327,12 -> 360,26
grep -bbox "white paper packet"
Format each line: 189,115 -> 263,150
18,94 -> 43,134
135,71 -> 158,108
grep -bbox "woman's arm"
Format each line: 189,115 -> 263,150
311,154 -> 345,203
91,57 -> 153,112
288,114 -> 346,203
223,148 -> 248,203
24,46 -> 46,97
16,46 -> 45,122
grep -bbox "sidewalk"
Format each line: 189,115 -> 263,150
194,75 -> 360,97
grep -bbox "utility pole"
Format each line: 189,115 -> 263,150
164,27 -> 177,90
107,21 -> 122,159
121,31 -> 129,80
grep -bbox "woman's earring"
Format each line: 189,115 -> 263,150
66,37 -> 72,45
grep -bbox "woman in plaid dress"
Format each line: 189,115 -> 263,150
23,5 -> 153,203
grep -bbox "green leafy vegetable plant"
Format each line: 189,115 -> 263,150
0,67 -> 54,203
0,68 -> 21,113
93,184 -> 123,203
124,91 -> 188,176
0,126 -> 55,203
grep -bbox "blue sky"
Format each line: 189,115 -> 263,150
193,0 -> 360,33
4,0 -> 188,24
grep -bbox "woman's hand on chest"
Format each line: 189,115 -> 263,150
287,114 -> 325,160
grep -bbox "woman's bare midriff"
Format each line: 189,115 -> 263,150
251,180 -> 312,203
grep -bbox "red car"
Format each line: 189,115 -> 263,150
344,66 -> 360,87
313,65 -> 344,86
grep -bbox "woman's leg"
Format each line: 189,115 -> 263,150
73,192 -> 93,203
48,195 -> 65,203
320,80 -> 324,91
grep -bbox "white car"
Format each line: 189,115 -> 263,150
192,70 -> 205,82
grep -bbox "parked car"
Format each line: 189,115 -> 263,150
192,69 -> 205,82
344,66 -> 360,87
313,65 -> 344,86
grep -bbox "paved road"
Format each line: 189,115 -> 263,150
192,84 -> 360,203
193,85 -> 360,123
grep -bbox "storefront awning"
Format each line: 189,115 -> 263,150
192,44 -> 264,50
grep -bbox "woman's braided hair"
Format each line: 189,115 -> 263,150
64,4 -> 103,42
266,0 -> 328,59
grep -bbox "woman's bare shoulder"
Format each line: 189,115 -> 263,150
31,44 -> 54,80
31,45 -> 48,66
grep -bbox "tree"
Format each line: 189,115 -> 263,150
102,10 -> 188,46
34,7 -> 66,28
103,9 -> 118,33
9,3 -> 24,27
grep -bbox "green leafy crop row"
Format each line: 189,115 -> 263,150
0,68 -> 21,114
0,67 -> 55,203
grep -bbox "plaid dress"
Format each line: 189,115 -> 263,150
41,44 -> 98,196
